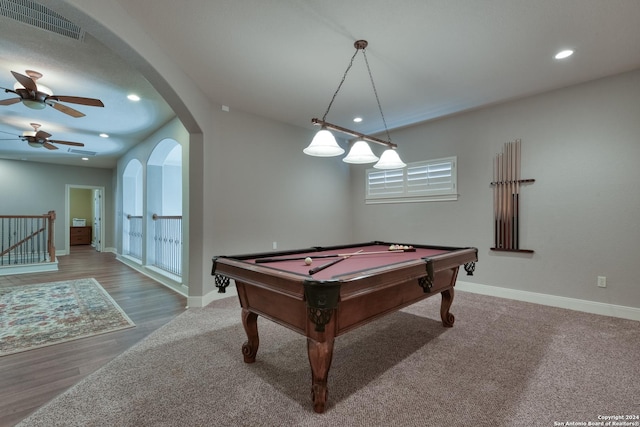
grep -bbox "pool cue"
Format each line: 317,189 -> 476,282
500,150 -> 507,249
515,139 -> 521,249
511,141 -> 516,248
255,249 -> 414,264
493,155 -> 499,248
504,148 -> 509,249
309,249 -> 364,275
498,152 -> 503,248
509,142 -> 515,249
510,141 -> 516,249
505,143 -> 510,249
496,154 -> 502,248
511,140 -> 516,249
513,141 -> 517,249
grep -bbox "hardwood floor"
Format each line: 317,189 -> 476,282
0,246 -> 187,427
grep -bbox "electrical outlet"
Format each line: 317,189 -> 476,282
597,276 -> 607,288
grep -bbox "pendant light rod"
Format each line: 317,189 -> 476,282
311,118 -> 397,150
318,41 -> 364,121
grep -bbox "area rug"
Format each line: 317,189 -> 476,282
0,278 -> 135,356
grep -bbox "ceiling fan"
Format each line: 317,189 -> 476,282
0,123 -> 85,150
0,70 -> 104,118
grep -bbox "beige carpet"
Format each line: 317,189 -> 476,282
18,290 -> 640,426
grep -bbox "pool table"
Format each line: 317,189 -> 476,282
211,241 -> 477,413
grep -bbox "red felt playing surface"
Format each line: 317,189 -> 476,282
248,244 -> 449,280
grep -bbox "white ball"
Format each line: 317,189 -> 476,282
304,257 -> 313,265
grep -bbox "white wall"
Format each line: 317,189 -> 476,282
202,108 -> 353,292
351,69 -> 640,310
0,159 -> 113,252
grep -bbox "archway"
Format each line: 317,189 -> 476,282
46,2 -> 207,301
122,159 -> 143,260
147,139 -> 182,278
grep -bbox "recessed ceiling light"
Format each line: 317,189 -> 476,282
555,49 -> 574,59
127,94 -> 141,101
99,133 -> 109,138
353,117 -> 363,123
81,157 -> 89,161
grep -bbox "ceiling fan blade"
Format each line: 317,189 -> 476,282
48,139 -> 84,147
49,95 -> 104,107
0,97 -> 21,105
35,130 -> 52,140
11,71 -> 37,92
49,101 -> 85,118
42,142 -> 58,150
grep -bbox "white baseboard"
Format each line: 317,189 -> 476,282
57,247 -> 116,256
112,252 -> 235,308
115,255 -> 189,299
187,284 -> 237,308
456,280 -> 640,322
0,260 -> 59,276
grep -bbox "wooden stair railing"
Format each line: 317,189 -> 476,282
0,210 -> 56,264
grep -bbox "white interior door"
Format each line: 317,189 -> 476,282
93,189 -> 102,251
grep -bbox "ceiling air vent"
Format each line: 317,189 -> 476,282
67,148 -> 97,156
0,0 -> 85,41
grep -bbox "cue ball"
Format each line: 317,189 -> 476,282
304,257 -> 312,265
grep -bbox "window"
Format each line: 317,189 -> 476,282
366,156 -> 457,203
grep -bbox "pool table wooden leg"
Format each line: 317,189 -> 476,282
307,336 -> 334,413
440,288 -> 455,327
241,308 -> 259,363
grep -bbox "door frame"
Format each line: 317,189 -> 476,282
65,184 -> 105,254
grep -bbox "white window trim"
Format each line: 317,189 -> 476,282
366,156 -> 458,204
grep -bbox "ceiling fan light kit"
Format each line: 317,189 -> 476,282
0,122 -> 85,150
0,69 -> 104,151
1,69 -> 104,117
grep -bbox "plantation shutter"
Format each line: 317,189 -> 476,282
367,169 -> 405,197
366,156 -> 457,203
407,159 -> 454,194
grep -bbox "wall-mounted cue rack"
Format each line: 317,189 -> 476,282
490,139 -> 535,253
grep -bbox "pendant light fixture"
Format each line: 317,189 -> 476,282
304,40 -> 406,169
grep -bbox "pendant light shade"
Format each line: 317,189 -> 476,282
374,149 -> 407,169
342,139 -> 379,164
303,128 -> 345,157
